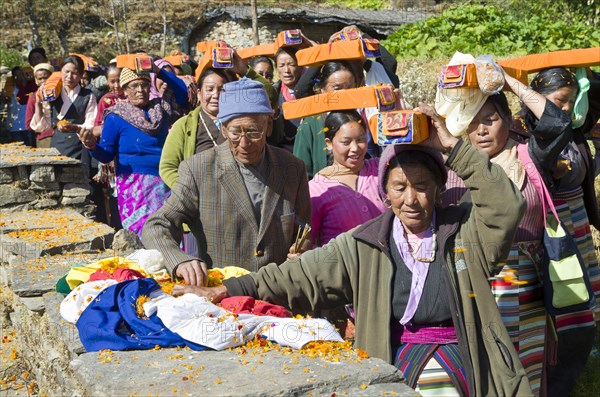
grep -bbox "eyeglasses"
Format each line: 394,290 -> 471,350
224,125 -> 265,142
126,81 -> 151,91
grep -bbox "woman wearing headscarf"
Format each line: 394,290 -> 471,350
150,58 -> 175,100
510,67 -> 600,397
25,62 -> 54,148
173,121 -> 531,396
79,62 -> 189,237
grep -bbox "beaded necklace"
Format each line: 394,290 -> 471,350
199,111 -> 218,147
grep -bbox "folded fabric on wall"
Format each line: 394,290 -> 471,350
65,256 -> 146,290
75,278 -> 208,352
144,292 -> 343,350
60,279 -> 118,323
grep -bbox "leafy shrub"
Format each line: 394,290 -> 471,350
323,0 -> 391,10
0,46 -> 24,69
382,3 -> 600,59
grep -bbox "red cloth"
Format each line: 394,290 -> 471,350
220,296 -> 291,318
88,268 -> 146,283
95,92 -> 126,126
16,81 -> 37,105
25,94 -> 54,140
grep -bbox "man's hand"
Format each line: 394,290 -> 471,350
172,284 -> 229,303
175,260 -> 208,287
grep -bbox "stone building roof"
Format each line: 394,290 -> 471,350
204,5 -> 433,38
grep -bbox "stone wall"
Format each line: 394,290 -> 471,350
192,17 -> 348,54
0,143 -> 94,216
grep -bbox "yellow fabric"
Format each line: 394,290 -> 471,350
207,266 -> 251,287
65,257 -> 146,289
218,266 -> 250,278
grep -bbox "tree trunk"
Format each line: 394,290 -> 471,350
57,27 -> 70,56
251,0 -> 259,45
26,0 -> 42,48
122,0 -> 131,53
161,0 -> 167,56
111,0 -> 122,53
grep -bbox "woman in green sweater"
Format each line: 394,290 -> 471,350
173,113 -> 531,396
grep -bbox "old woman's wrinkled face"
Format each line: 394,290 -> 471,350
385,163 -> 440,234
124,78 -> 151,108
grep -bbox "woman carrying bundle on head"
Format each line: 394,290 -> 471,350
510,66 -> 600,397
79,59 -> 190,237
273,47 -> 304,152
309,110 -> 386,247
172,117 -> 532,396
293,60 -> 365,179
31,55 -> 98,162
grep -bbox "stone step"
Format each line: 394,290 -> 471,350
70,346 -> 407,397
7,251 -> 119,297
0,209 -> 113,260
0,291 -> 417,396
0,143 -> 80,168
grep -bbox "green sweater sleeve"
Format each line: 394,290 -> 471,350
224,234 -> 356,313
448,140 -> 526,272
160,116 -> 188,189
294,118 -> 315,179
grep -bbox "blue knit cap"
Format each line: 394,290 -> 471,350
217,77 -> 273,124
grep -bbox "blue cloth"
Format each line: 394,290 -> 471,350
217,77 -> 273,124
76,278 -> 208,352
6,92 -> 27,132
158,68 -> 188,108
91,112 -> 167,176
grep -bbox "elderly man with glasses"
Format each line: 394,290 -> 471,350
143,78 -> 310,286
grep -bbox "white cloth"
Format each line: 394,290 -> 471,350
365,61 -> 392,87
30,85 -> 97,132
60,279 -> 118,323
434,52 -> 487,137
144,293 -> 344,350
126,249 -> 167,275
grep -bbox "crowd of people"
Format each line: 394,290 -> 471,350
1,27 -> 599,396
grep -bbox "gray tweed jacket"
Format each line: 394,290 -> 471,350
142,142 -> 310,275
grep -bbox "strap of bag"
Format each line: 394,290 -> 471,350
516,143 -> 560,224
